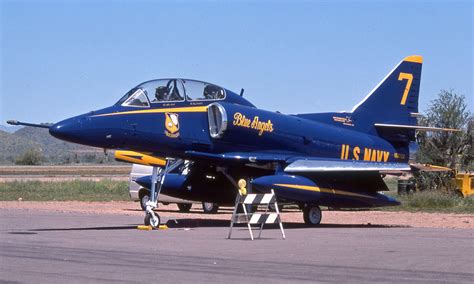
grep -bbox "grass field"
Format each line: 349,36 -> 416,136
385,191 -> 474,214
383,177 -> 398,191
0,180 -> 130,201
0,165 -> 131,176
0,179 -> 472,214
382,177 -> 473,214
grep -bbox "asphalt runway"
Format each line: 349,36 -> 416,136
1,209 -> 472,283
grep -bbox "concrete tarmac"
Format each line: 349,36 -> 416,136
1,209 -> 472,283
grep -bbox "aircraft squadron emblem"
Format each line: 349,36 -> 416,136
165,113 -> 180,138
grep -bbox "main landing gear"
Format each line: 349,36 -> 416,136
302,204 -> 322,226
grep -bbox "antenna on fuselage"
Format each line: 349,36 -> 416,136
240,88 -> 245,97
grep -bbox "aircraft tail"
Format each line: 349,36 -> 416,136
351,55 -> 422,143
351,55 -> 422,130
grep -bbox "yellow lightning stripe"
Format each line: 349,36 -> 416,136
274,183 -> 376,199
92,106 -> 208,117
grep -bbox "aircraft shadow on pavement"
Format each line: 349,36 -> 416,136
123,209 -> 234,215
164,218 -> 408,229
27,225 -> 138,232
20,219 -> 408,233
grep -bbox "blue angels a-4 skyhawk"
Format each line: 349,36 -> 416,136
9,55 -> 455,228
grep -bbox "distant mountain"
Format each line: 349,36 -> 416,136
0,125 -> 22,133
0,127 -> 111,164
0,130 -> 39,162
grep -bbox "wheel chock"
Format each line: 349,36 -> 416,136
136,225 -> 168,230
137,225 -> 152,230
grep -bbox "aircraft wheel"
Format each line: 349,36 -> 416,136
202,202 -> 219,214
303,205 -> 322,226
139,192 -> 150,211
177,203 -> 192,212
144,213 -> 160,228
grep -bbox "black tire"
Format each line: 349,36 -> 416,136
144,214 -> 151,225
139,191 -> 150,211
202,202 -> 219,214
177,203 -> 192,212
303,205 -> 322,226
144,213 -> 160,228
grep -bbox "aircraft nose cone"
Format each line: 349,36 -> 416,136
49,117 -> 82,142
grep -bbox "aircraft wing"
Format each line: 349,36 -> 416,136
186,151 -> 411,172
284,158 -> 411,172
184,151 -> 290,164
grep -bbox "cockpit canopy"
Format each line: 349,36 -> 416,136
117,79 -> 226,107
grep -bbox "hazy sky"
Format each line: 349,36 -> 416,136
1,0 -> 472,125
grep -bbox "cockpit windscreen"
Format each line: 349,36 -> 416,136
117,79 -> 225,107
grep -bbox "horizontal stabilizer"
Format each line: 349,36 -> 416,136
374,123 -> 460,132
410,163 -> 453,172
284,159 -> 410,172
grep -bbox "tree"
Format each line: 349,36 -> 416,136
414,90 -> 472,192
15,148 -> 43,165
459,117 -> 473,171
416,90 -> 472,170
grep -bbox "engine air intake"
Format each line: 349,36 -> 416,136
207,103 -> 227,138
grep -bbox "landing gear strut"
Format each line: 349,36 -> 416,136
303,204 -> 322,226
144,160 -> 172,229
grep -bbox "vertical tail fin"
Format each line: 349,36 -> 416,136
351,55 -> 423,133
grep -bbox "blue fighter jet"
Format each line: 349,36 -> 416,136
8,55 -> 456,228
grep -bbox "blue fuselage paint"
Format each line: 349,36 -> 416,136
50,95 -> 408,164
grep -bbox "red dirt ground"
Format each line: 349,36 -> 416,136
1,201 -> 472,229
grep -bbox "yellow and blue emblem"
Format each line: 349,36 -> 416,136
165,112 -> 180,138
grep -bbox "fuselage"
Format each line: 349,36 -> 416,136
49,78 -> 409,165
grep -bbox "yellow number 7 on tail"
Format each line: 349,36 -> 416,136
398,72 -> 413,105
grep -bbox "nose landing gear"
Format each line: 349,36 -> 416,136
144,159 -> 177,229
144,211 -> 160,228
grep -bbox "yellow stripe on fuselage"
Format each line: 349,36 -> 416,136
92,106 -> 208,117
275,183 -> 321,192
274,183 -> 376,199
